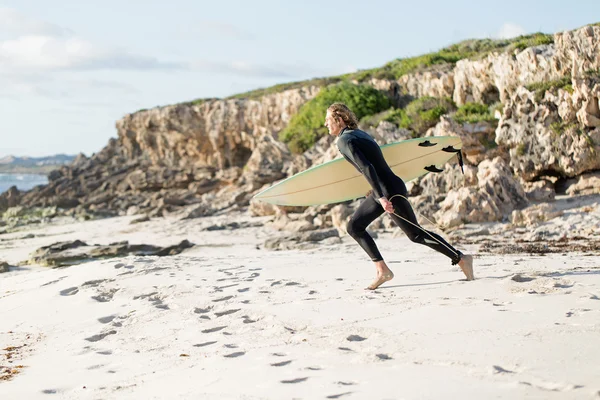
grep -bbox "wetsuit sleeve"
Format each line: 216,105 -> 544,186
343,139 -> 385,199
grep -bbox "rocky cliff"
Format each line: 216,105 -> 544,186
2,24 -> 599,235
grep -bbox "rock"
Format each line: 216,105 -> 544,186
0,261 -> 9,273
370,121 -> 413,144
398,64 -> 455,99
564,171 -> 600,195
264,228 -> 340,251
434,157 -> 528,227
240,133 -> 291,185
0,186 -> 20,213
268,212 -> 315,232
153,240 -> 194,256
496,85 -> 600,181
511,203 -> 564,227
174,203 -> 203,219
330,203 -> 355,236
130,215 -> 150,224
523,180 -> 556,202
426,117 -> 501,166
25,239 -> 195,267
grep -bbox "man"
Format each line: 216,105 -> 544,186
324,102 -> 474,290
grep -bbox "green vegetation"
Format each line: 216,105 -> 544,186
550,121 -> 578,136
516,143 -> 526,156
278,82 -> 391,153
382,97 -> 456,136
348,33 -> 554,82
227,77 -> 345,100
453,102 -> 498,124
526,76 -> 572,103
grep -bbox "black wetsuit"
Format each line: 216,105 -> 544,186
336,127 -> 462,265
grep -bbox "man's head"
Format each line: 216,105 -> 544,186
325,103 -> 358,136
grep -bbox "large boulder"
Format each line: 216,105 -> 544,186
434,157 -> 528,227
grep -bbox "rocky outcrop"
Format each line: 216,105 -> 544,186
496,85 -> 600,181
3,24 -> 599,231
26,239 -> 194,267
434,158 -> 528,227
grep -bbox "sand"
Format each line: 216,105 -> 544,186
1,212 -> 599,399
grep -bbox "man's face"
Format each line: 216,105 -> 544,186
324,111 -> 343,136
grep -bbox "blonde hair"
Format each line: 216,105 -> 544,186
327,103 -> 358,129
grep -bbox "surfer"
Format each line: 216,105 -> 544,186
324,103 -> 474,290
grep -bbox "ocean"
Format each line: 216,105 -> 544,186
0,173 -> 48,194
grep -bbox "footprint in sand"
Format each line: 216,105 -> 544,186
194,306 -> 212,314
223,351 -> 245,358
202,326 -> 227,334
492,365 -> 514,374
41,389 -> 58,394
194,341 -> 217,347
281,377 -> 308,384
376,353 -> 392,360
215,309 -> 240,318
237,288 -> 250,293
85,330 -> 117,342
96,350 -> 113,355
133,292 -> 159,300
338,347 -> 353,352
82,279 -> 114,288
91,288 -> 119,303
327,392 -> 353,399
214,284 -> 239,291
271,360 -> 292,367
97,315 -> 116,324
60,287 -> 79,296
242,315 -> 257,324
224,344 -> 238,349
213,296 -> 235,302
346,335 -> 366,342
42,277 -> 66,287
272,352 -> 286,357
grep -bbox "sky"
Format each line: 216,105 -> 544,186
0,0 -> 598,158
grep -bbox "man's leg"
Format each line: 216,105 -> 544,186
347,195 -> 394,289
389,195 -> 474,280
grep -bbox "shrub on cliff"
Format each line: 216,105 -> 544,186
279,82 -> 391,153
526,76 -> 573,103
383,97 -> 456,136
349,33 -> 554,82
453,102 -> 498,124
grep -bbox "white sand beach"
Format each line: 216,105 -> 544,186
1,209 -> 599,400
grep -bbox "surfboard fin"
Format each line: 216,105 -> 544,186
442,146 -> 465,174
418,140 -> 437,147
425,165 -> 444,173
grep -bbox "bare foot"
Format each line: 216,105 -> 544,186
366,272 -> 394,290
458,254 -> 475,281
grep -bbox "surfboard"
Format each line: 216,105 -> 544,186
253,135 -> 463,206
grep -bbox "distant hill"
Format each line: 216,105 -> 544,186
0,154 -> 76,174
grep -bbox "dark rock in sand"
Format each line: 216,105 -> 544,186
264,228 -> 341,251
25,239 -> 195,267
0,261 -> 10,273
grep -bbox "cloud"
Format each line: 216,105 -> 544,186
0,8 -> 182,73
496,23 -> 527,39
0,7 -> 70,37
0,35 -> 184,72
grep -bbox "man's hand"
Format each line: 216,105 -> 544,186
378,197 -> 394,213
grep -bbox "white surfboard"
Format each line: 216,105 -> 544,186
253,136 -> 463,206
